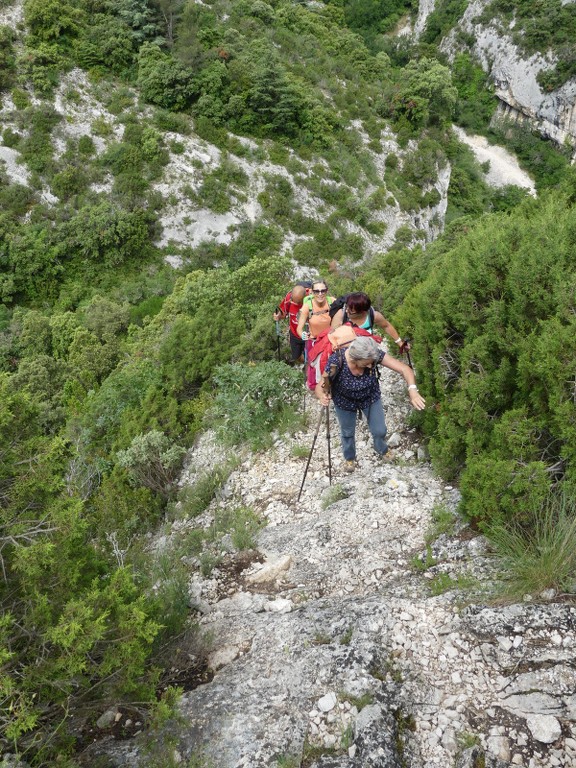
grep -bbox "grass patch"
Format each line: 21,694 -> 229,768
429,571 -> 475,596
410,545 -> 437,572
340,691 -> 374,711
339,626 -> 353,645
425,503 -> 457,544
321,484 -> 350,510
488,491 -> 576,600
276,756 -> 300,768
175,460 -> 237,519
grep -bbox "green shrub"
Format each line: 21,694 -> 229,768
211,361 -> 303,447
176,461 -> 237,519
116,430 -> 187,499
394,187 -> 576,526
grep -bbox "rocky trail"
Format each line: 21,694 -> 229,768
88,361 -> 576,768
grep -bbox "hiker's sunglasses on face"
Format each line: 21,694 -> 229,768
313,288 -> 327,294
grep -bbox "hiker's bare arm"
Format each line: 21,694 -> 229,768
331,309 -> 344,328
316,376 -> 331,406
296,306 -> 310,338
374,311 -> 401,344
381,355 -> 426,410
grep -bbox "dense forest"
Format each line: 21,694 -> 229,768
0,0 -> 575,763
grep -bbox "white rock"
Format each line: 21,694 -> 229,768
487,735 -> 511,762
264,598 -> 292,613
525,714 -> 562,744
317,692 -> 338,713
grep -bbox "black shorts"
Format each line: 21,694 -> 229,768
289,330 -> 305,361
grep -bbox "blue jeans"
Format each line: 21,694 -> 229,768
333,400 -> 388,461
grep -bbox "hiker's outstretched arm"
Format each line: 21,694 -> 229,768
331,308 -> 344,328
374,311 -> 404,349
296,306 -> 310,338
381,354 -> 426,410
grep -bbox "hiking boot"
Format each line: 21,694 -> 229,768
342,460 -> 356,473
377,449 -> 394,464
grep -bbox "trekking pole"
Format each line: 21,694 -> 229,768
297,406 -> 326,502
326,404 -> 332,486
275,319 -> 281,361
403,337 -> 413,370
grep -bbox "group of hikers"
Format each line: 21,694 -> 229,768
273,279 -> 425,472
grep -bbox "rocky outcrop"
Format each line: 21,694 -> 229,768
417,0 -> 576,159
83,362 -> 576,768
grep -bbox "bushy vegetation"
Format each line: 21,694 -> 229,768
389,178 -> 576,529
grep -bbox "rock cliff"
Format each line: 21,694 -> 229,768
418,0 -> 576,159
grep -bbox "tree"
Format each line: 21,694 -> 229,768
24,0 -> 84,44
393,58 -> 457,128
137,42 -> 197,110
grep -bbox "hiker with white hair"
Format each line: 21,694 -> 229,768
316,336 -> 425,472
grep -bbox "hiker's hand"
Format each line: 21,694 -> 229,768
301,330 -> 309,341
273,311 -> 282,321
399,338 -> 411,354
319,391 -> 331,406
408,388 -> 425,410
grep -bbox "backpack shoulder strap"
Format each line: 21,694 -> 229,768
328,348 -> 345,383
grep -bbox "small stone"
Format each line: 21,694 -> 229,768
317,692 -> 337,713
525,714 -> 562,744
487,735 -> 511,762
96,709 -> 118,729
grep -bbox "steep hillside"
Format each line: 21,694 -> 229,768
1,0 -> 575,765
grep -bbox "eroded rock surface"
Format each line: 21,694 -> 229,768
86,361 -> 576,768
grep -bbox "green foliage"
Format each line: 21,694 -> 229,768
479,0 -> 576,89
24,0 -> 84,46
211,361 -> 303,447
489,119 -> 571,192
390,58 -> 457,130
176,461 -> 237,519
214,505 -> 264,550
196,158 -> 248,214
429,571 -> 474,595
258,174 -> 296,223
75,14 -> 136,74
395,189 -> 576,527
425,504 -> 456,544
137,42 -> 197,110
420,0 -> 468,45
452,53 -> 496,132
344,0 -> 414,44
17,104 -> 61,175
0,25 -> 16,91
116,430 -> 187,498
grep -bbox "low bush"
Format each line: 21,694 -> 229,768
211,361 -> 303,448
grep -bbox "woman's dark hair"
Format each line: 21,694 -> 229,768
346,292 -> 371,314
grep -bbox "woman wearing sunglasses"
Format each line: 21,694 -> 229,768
296,280 -> 335,390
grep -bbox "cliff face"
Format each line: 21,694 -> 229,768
418,0 -> 576,159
